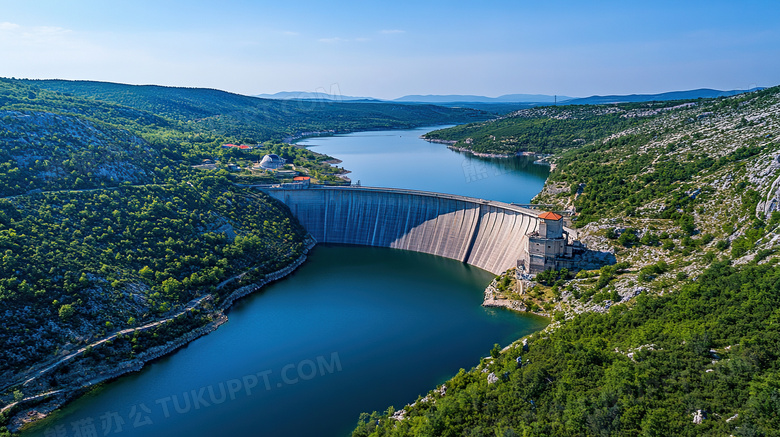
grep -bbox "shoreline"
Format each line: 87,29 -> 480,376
422,137 -> 550,161
481,274 -> 551,319
286,123 -> 470,145
4,239 -> 317,432
446,144 -> 516,158
6,123 -> 554,433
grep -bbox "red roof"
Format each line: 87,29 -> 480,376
239,145 -> 251,149
538,211 -> 562,220
293,176 -> 311,181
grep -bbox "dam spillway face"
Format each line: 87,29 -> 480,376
263,187 -> 543,275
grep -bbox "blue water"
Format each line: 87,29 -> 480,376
21,127 -> 550,437
297,126 -> 549,204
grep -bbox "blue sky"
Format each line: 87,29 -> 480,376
1,0 -> 778,99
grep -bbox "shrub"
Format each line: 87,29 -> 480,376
638,261 -> 669,282
618,229 -> 640,247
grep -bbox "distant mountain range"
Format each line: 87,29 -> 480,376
254,91 -> 570,103
393,94 -> 572,103
565,88 -> 765,105
254,91 -> 379,101
255,88 -> 765,106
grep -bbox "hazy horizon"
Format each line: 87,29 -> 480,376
2,0 -> 778,99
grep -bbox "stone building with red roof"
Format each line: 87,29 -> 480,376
521,211 -> 575,274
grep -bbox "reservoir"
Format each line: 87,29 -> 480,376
296,126 -> 549,204
22,127 -> 550,437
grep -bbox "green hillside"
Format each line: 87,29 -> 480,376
353,86 -> 780,436
0,77 -> 487,432
423,100 -> 715,155
0,78 -> 317,429
21,79 -> 487,143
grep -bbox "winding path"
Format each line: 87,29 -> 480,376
0,294 -> 212,413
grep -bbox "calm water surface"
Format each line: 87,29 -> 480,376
22,126 -> 550,437
297,126 -> 549,204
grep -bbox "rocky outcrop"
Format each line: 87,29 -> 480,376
482,276 -> 527,312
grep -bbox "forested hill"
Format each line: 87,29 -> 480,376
0,77 -> 318,431
19,79 -> 487,143
353,86 -> 780,436
0,77 -> 486,432
422,99 -> 730,155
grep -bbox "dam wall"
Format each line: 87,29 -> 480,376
262,186 -> 547,275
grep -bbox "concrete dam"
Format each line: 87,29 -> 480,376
262,186 -> 564,275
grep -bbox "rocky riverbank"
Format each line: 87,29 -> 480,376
424,138 -> 550,160
446,145 -> 516,158
422,137 -> 509,157
2,239 -> 317,432
219,240 -> 315,310
481,272 -> 550,317
482,278 -> 528,312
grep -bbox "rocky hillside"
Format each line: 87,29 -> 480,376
421,100 -> 705,155
0,110 -> 158,196
353,86 -> 780,437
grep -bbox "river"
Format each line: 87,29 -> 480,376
21,126 -> 550,437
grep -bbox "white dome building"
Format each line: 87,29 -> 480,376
259,154 -> 285,169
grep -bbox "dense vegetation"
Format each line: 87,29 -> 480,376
423,100 -> 720,155
0,171 -> 307,373
1,78 -> 472,191
20,79 -> 487,144
354,86 -> 780,436
354,260 -> 780,436
549,87 -> 780,226
0,76 -> 489,431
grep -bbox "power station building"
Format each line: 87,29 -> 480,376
521,211 -> 576,274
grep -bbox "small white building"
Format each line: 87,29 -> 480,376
259,154 -> 285,169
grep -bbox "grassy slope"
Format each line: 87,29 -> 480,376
353,87 -> 780,436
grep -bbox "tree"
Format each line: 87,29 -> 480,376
161,277 -> 183,300
139,265 -> 154,281
58,303 -> 75,320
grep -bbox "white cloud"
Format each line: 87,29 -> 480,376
0,22 -> 21,31
318,37 -> 347,43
